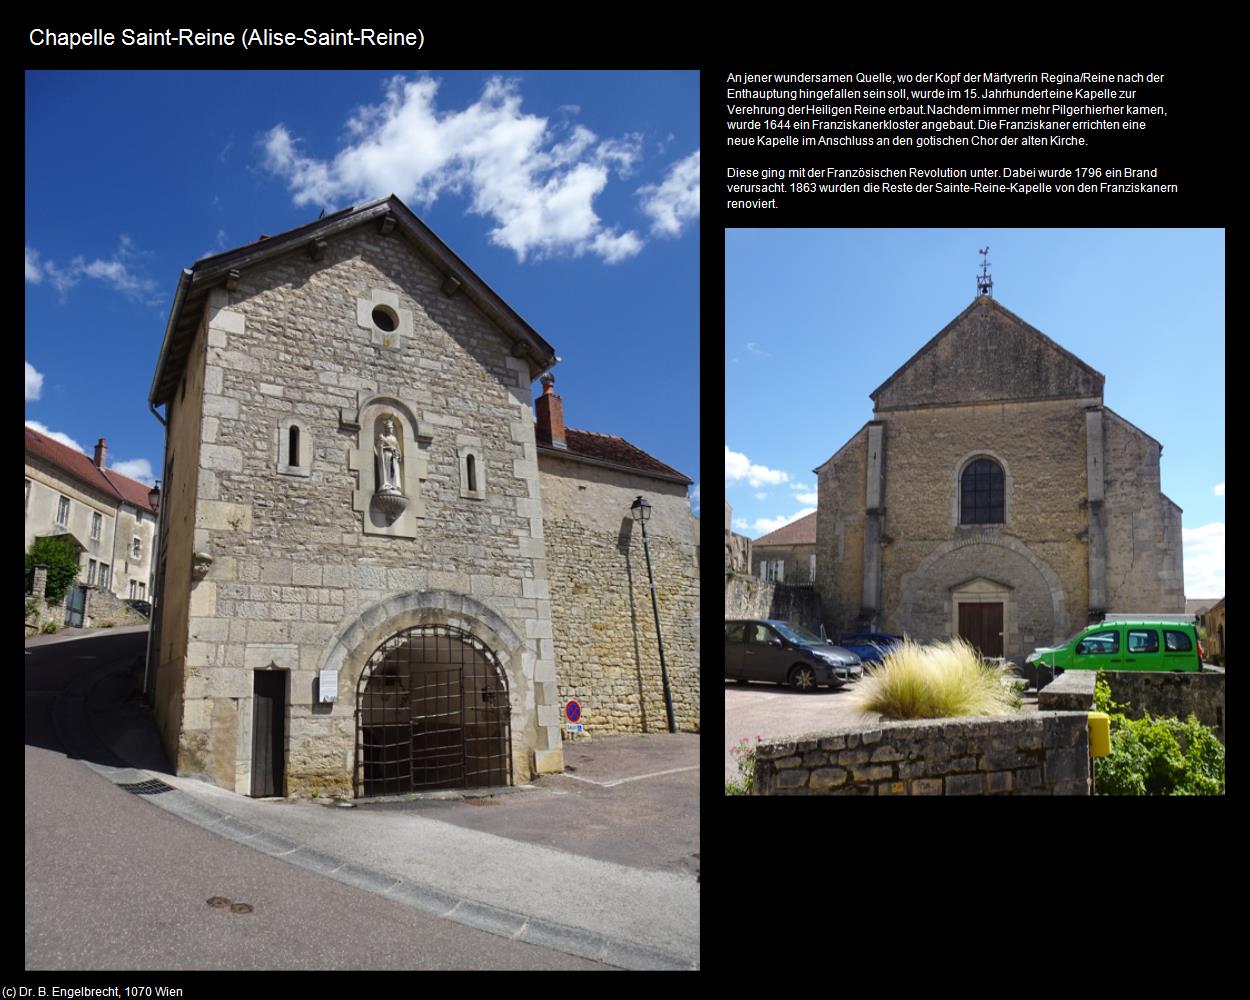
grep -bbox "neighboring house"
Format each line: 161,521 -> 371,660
724,501 -> 752,575
1201,598 -> 1225,661
816,292 -> 1184,662
1186,597 -> 1218,622
146,194 -> 698,799
25,427 -> 158,601
753,510 -> 817,584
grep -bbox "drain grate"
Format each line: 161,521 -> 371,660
118,779 -> 175,796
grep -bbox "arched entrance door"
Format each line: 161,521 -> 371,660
355,624 -> 513,796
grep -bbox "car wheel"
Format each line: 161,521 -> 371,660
789,665 -> 817,691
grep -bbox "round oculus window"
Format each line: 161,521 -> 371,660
372,305 -> 398,333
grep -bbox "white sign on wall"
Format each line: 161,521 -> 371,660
319,669 -> 338,703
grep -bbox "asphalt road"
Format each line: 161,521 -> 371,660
24,632 -> 606,971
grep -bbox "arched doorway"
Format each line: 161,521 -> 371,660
355,624 -> 513,796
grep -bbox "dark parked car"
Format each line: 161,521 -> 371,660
837,631 -> 904,663
125,599 -> 152,618
725,619 -> 863,690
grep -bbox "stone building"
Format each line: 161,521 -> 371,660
816,293 -> 1184,662
724,502 -> 751,575
25,426 -> 158,601
146,195 -> 697,798
1201,598 -> 1224,662
752,511 -> 817,584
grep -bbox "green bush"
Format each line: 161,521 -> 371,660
41,621 -> 58,635
853,638 -> 1019,719
25,536 -> 83,606
1093,669 -> 1224,795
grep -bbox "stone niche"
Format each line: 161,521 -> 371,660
344,393 -> 433,539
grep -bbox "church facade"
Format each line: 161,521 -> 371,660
146,195 -> 697,798
815,293 -> 1184,661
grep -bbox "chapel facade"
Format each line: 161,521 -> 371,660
815,292 -> 1184,661
146,195 -> 697,798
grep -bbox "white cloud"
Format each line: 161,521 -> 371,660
725,446 -> 790,488
689,483 -> 700,515
745,342 -> 770,357
732,518 -> 750,531
752,508 -> 817,537
109,458 -> 156,485
754,492 -> 768,501
25,420 -> 85,454
637,150 -> 699,237
261,75 -> 646,264
1213,483 -> 1225,497
25,362 -> 44,402
25,247 -> 42,283
1183,522 -> 1225,598
794,492 -> 818,506
24,237 -> 158,301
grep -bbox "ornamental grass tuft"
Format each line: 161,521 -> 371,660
853,637 -> 1019,719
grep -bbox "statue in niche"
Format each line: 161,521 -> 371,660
375,417 -> 404,496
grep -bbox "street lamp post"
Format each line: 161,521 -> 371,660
630,495 -> 676,734
142,481 -> 161,702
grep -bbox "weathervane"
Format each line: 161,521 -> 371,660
976,246 -> 993,297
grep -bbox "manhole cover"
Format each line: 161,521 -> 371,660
119,779 -> 175,796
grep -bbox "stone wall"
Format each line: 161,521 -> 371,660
540,456 -> 699,736
725,577 -> 823,634
880,398 -> 1090,658
156,226 -> 563,796
1039,668 -> 1225,743
84,586 -> 149,628
815,425 -> 869,637
1101,410 -> 1186,613
753,712 -> 1092,795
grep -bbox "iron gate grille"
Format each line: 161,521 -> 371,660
355,624 -> 513,797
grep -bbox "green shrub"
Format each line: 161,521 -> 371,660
25,536 -> 83,606
1093,668 -> 1223,795
853,638 -> 1019,719
1095,714 -> 1224,795
41,621 -> 58,635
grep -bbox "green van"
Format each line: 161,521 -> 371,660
1026,620 -> 1204,673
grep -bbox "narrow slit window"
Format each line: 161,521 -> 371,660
288,425 -> 300,468
466,454 -> 477,493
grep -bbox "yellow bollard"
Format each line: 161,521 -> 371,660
1088,712 -> 1111,758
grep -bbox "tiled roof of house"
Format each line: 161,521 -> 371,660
24,426 -> 156,513
539,428 -> 691,484
1186,598 -> 1219,617
752,511 -> 817,547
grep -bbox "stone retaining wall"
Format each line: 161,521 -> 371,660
1038,668 -> 1226,743
753,712 -> 1091,795
725,577 -> 823,633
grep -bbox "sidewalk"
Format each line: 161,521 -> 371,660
55,632 -> 699,970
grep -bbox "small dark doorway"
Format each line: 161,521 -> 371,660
356,624 -> 512,797
251,670 -> 286,797
958,602 -> 1004,658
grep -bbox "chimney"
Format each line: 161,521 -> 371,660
93,437 -> 107,469
535,374 -> 566,449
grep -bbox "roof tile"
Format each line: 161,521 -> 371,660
25,426 -> 156,513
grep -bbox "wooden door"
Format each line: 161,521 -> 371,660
251,671 -> 285,797
958,603 -> 1004,658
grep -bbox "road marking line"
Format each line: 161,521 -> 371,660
561,765 -> 698,788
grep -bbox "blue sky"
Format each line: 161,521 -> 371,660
25,70 -> 699,509
726,229 -> 1225,597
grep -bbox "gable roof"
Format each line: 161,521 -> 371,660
25,426 -> 156,513
539,428 -> 691,485
150,194 -> 558,407
753,511 -> 817,547
871,296 -> 1105,411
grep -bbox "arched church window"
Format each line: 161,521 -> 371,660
960,458 -> 1004,524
